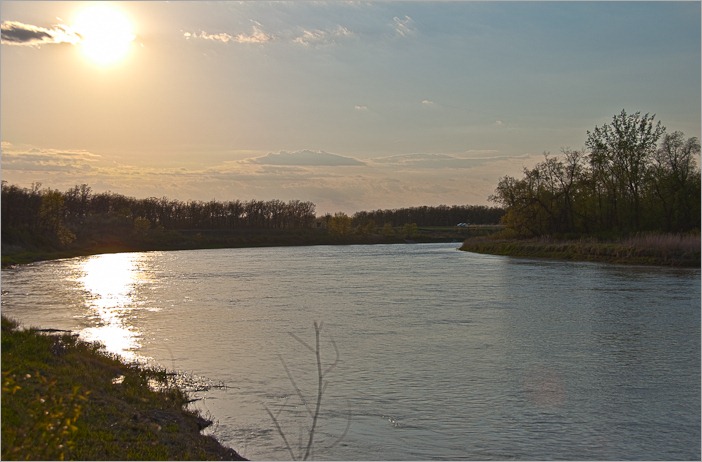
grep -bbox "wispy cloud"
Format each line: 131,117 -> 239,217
371,152 -> 517,169
185,23 -> 353,47
393,15 -> 415,37
1,143 -> 100,172
293,25 -> 353,46
355,104 -> 369,111
184,23 -> 273,44
1,141 -> 543,214
247,150 -> 365,167
1,20 -> 79,46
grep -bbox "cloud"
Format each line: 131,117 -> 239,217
184,22 -> 354,47
293,25 -> 353,46
1,20 -> 79,46
248,150 -> 365,167
355,104 -> 369,111
235,25 -> 274,44
371,152 -> 520,169
1,144 -> 100,172
495,120 -> 505,126
393,16 -> 415,37
184,24 -> 273,44
1,140 -> 542,215
421,99 -> 435,106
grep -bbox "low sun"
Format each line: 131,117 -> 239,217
72,4 -> 135,66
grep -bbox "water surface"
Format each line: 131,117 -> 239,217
2,243 -> 699,460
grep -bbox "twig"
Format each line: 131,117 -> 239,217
301,322 -> 324,460
264,405 -> 296,461
328,403 -> 353,450
266,321 -> 349,461
278,354 -> 313,418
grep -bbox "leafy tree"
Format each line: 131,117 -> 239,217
491,110 -> 698,238
39,190 -> 75,246
402,222 -> 418,239
649,132 -> 701,231
328,212 -> 352,235
381,222 -> 395,237
585,110 -> 665,231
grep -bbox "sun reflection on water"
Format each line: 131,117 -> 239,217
78,253 -> 146,359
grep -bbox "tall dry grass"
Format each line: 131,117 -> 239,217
461,232 -> 701,266
623,233 -> 700,255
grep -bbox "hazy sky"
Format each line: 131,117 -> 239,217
2,1 -> 700,214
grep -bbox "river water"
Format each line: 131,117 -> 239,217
1,243 -> 700,460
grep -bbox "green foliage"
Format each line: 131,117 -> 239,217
381,222 -> 396,237
2,370 -> 87,460
327,212 -> 353,235
402,222 -> 418,238
1,316 -> 245,461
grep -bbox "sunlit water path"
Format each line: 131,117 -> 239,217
2,243 -> 700,460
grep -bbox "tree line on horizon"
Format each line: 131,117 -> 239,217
1,181 -> 504,250
490,110 -> 701,237
350,205 -> 504,228
1,183 -> 318,248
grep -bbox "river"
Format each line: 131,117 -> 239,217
1,243 -> 700,460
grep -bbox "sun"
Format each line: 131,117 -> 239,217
72,4 -> 135,66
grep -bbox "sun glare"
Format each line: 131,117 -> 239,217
72,4 -> 135,66
79,253 -> 143,359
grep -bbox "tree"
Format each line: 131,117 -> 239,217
650,132 -> 701,231
585,110 -> 665,231
328,212 -> 352,236
381,222 -> 395,237
64,184 -> 92,226
490,173 -> 549,237
402,222 -> 418,239
491,111 -> 698,238
39,190 -> 75,246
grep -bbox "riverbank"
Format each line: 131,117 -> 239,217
2,225 -> 500,267
460,233 -> 701,267
1,316 -> 246,460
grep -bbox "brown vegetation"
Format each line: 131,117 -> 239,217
460,232 -> 700,267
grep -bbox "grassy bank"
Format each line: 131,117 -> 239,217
460,233 -> 701,267
1,316 -> 245,461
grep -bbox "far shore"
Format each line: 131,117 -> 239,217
2,225 -> 500,267
4,229 -> 698,269
460,233 -> 701,268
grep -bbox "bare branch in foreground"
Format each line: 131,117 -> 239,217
265,322 -> 350,460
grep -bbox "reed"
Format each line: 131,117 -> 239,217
623,232 -> 700,255
460,233 -> 701,267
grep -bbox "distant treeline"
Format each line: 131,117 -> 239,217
350,205 -> 504,227
1,183 -> 317,248
490,110 -> 701,237
1,181 -> 503,251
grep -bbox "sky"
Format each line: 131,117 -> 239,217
1,1 -> 700,214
